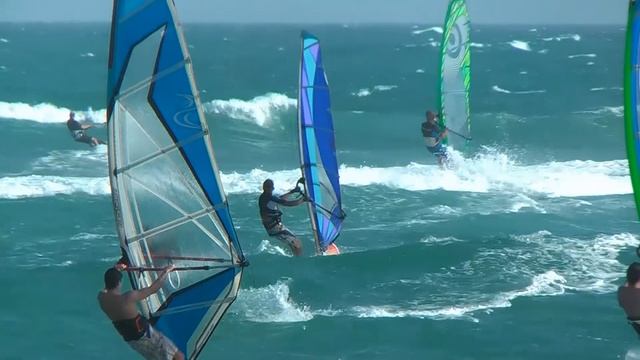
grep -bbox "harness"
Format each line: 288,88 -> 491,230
422,122 -> 441,147
259,193 -> 283,230
112,314 -> 149,341
70,129 -> 86,140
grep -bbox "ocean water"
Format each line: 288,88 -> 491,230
0,23 -> 637,359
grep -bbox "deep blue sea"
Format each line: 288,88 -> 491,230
0,22 -> 638,359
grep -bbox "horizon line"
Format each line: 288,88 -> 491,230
0,20 -> 625,26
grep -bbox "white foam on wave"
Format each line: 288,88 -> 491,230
202,92 -> 295,127
589,87 -> 622,92
11,150 -> 632,199
31,147 -> 108,173
352,85 -> 398,97
351,271 -> 566,321
509,194 -> 546,213
412,27 -> 443,35
0,38 -> 8,43
256,240 -> 292,257
512,231 -> 639,294
568,53 -> 597,59
542,34 -> 581,42
223,152 -> 632,198
575,106 -> 623,117
491,85 -> 546,95
354,232 -> 637,321
353,88 -> 371,97
232,280 -> 313,322
0,101 -> 106,123
420,235 -> 462,245
80,52 -> 95,58
373,85 -> 397,91
508,40 -> 531,51
470,43 -> 489,48
416,69 -> 425,73
0,175 -> 109,199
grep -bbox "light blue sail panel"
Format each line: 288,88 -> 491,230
298,31 -> 345,253
107,1 -> 245,359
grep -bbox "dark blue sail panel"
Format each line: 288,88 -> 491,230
107,1 -> 245,359
152,268 -> 236,359
298,31 -> 344,253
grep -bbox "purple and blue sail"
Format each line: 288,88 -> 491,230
297,31 -> 346,254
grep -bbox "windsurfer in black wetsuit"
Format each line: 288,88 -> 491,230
619,262 -> 640,337
421,110 -> 448,167
98,262 -> 184,360
258,178 -> 306,256
66,111 -> 106,147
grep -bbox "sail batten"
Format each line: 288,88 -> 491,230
107,1 -> 245,358
297,31 -> 345,254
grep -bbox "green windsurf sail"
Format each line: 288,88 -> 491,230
437,0 -> 471,148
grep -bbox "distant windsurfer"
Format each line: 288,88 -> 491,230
66,111 -> 106,147
98,263 -> 185,360
619,262 -> 640,337
421,110 -> 448,167
258,178 -> 306,256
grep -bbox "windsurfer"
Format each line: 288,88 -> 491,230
98,264 -> 184,360
421,110 -> 448,166
619,262 -> 640,337
258,178 -> 305,256
66,111 -> 106,147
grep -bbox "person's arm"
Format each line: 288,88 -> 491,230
81,123 -> 93,130
274,178 -> 307,206
274,194 -> 304,207
439,127 -> 448,139
283,196 -> 305,206
128,265 -> 175,302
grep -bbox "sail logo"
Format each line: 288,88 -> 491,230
447,23 -> 463,59
173,93 -> 201,129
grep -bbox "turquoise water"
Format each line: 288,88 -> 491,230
0,23 -> 638,359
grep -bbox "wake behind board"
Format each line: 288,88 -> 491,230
297,31 -> 346,256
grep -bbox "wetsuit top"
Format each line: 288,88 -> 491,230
112,314 -> 149,341
618,286 -> 640,335
67,119 -> 85,139
421,121 -> 442,139
422,121 -> 444,148
67,118 -> 83,131
258,192 -> 285,230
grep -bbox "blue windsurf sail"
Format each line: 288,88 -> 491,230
107,1 -> 246,359
297,31 -> 345,254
